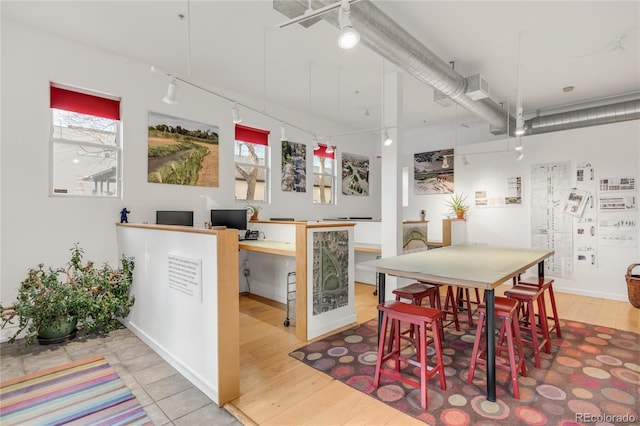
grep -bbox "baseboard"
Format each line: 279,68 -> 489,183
122,319 -> 219,404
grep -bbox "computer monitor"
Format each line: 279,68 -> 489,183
156,211 -> 194,226
210,209 -> 248,231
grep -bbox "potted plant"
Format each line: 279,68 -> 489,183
247,204 -> 261,221
445,193 -> 469,219
419,209 -> 426,221
0,243 -> 135,345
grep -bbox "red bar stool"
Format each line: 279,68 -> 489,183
392,282 -> 440,307
467,297 -> 527,399
451,286 -> 482,327
504,285 -> 551,368
418,281 -> 461,331
515,276 -> 562,338
374,301 -> 446,410
390,282 -> 442,348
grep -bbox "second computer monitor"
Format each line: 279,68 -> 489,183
210,209 -> 248,231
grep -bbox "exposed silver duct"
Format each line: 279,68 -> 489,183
524,99 -> 640,135
273,1 -> 639,137
274,0 -> 513,135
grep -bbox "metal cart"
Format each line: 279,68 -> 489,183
284,272 -> 296,327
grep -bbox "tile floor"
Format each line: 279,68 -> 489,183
0,326 -> 242,426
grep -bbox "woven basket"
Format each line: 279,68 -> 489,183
626,263 -> 640,309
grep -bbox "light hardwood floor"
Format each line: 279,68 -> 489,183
226,282 -> 640,425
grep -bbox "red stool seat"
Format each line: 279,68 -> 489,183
504,285 -> 551,368
374,301 -> 446,410
467,297 -> 527,399
516,276 -> 561,338
393,282 -> 439,306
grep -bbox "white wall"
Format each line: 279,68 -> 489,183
0,21 -> 381,309
402,120 -> 640,301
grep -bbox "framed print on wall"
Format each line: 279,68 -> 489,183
414,148 -> 454,194
341,152 -> 370,196
281,140 -> 307,192
147,111 -> 219,187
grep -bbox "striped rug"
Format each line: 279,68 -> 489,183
0,355 -> 152,425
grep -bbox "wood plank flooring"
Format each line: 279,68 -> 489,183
226,282 -> 639,425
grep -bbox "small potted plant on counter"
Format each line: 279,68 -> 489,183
445,193 -> 469,219
419,209 -> 426,221
247,204 -> 262,221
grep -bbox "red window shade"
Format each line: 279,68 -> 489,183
50,85 -> 120,120
314,144 -> 335,159
235,124 -> 270,145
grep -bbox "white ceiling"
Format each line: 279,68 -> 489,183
3,1 -> 639,143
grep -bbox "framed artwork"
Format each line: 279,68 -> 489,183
414,148 -> 454,194
147,112 -> 219,187
281,140 -> 307,192
341,152 -> 369,196
312,230 -> 349,315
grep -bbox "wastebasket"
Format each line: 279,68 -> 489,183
625,263 -> 640,308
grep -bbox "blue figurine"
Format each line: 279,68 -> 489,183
120,207 -> 130,223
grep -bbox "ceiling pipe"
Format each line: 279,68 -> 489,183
274,1 -> 639,137
274,0 -> 513,135
524,99 -> 640,135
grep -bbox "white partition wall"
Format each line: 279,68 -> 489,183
116,224 -> 239,405
306,225 -> 356,339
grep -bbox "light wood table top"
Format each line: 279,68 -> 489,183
358,244 -> 554,290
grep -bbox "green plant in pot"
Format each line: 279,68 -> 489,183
445,192 -> 469,219
0,243 -> 135,345
247,204 -> 261,221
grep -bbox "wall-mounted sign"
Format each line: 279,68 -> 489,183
168,254 -> 203,302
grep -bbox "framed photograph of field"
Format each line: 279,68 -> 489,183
414,148 -> 454,194
147,111 -> 219,187
341,152 -> 369,196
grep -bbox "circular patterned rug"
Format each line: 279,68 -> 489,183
290,318 -> 639,425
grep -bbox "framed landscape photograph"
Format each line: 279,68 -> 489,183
147,111 -> 219,187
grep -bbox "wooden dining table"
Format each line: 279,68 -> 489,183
357,243 -> 554,402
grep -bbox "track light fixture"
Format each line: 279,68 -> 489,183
383,128 -> 393,146
516,151 -> 524,161
312,135 -> 320,150
462,155 -> 469,165
514,136 -> 523,151
442,156 -> 450,168
338,0 -> 359,49
163,77 -> 179,104
281,123 -> 288,141
231,103 -> 242,123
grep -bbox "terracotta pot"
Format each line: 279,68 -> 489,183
456,209 -> 465,219
250,211 -> 259,221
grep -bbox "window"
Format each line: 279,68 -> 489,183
50,84 -> 121,197
313,144 -> 336,204
234,124 -> 270,202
